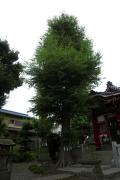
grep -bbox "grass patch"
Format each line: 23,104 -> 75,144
29,163 -> 61,176
29,164 -> 44,174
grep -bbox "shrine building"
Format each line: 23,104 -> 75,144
90,81 -> 120,150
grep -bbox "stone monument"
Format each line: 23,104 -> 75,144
112,141 -> 120,167
81,136 -> 104,180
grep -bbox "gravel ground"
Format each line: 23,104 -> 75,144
10,163 -> 120,180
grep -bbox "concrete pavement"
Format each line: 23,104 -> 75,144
11,163 -> 120,180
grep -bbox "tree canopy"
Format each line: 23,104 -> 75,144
28,14 -> 101,122
0,39 -> 23,107
27,14 -> 101,166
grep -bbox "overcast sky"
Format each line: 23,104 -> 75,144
1,0 -> 120,114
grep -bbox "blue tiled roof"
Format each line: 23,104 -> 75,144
0,109 -> 32,119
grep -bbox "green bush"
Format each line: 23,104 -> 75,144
13,151 -> 36,162
29,164 -> 44,174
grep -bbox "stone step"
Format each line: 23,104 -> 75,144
103,167 -> 120,176
59,164 -> 120,177
32,173 -> 72,180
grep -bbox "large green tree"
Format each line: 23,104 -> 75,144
0,39 -> 23,107
27,14 -> 101,167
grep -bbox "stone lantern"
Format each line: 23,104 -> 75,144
0,139 -> 15,180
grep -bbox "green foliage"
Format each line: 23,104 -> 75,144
19,122 -> 32,151
71,115 -> 89,129
13,150 -> 35,162
27,14 -> 101,122
70,115 -> 90,144
27,13 -> 101,153
12,144 -> 36,162
0,39 -> 23,107
29,164 -> 44,174
33,118 -> 52,142
0,117 -> 8,137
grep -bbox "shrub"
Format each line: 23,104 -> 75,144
12,151 -> 36,162
29,164 -> 44,174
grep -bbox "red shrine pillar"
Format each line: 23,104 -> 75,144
92,116 -> 101,149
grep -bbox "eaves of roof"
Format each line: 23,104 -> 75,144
0,109 -> 32,119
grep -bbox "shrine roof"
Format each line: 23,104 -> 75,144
90,90 -> 120,98
89,82 -> 120,112
91,81 -> 120,98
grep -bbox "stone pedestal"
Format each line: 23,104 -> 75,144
112,141 -> 120,167
80,137 -> 104,179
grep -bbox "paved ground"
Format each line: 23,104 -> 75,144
11,163 -> 72,180
11,163 -> 40,180
11,163 -> 120,180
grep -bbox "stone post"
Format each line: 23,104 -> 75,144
112,141 -> 120,167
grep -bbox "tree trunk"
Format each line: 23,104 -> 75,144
56,117 -> 72,167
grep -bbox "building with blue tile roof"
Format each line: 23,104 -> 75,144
0,108 -> 33,138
